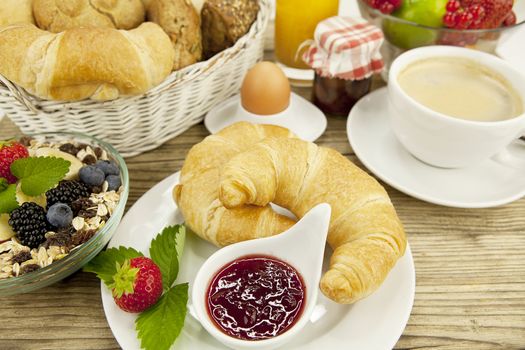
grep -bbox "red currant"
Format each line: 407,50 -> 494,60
446,0 -> 461,12
456,11 -> 474,29
443,12 -> 457,27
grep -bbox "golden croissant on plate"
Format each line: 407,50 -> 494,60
173,122 -> 296,246
174,122 -> 406,304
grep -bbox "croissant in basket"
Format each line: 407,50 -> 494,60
0,23 -> 174,101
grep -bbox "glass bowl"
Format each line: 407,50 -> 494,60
357,0 -> 525,78
0,132 -> 129,296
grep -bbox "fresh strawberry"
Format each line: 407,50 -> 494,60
0,141 -> 29,184
110,257 -> 163,313
443,0 -> 514,29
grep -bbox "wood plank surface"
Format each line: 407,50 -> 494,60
0,84 -> 524,350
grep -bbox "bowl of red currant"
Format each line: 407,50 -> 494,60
358,0 -> 524,76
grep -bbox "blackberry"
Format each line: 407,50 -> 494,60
9,203 -> 48,249
45,180 -> 90,209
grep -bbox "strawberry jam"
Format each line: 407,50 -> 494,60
206,255 -> 306,341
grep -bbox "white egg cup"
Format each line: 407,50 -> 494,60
204,92 -> 327,141
191,203 -> 332,350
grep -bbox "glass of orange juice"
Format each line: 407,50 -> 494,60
275,0 -> 339,71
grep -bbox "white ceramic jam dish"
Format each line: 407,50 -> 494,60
192,203 -> 331,350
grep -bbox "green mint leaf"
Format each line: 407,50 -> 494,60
0,178 -> 8,192
150,225 -> 186,290
10,156 -> 70,197
0,184 -> 19,214
83,247 -> 143,286
136,283 -> 188,350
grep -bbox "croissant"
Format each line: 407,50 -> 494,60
0,23 -> 174,101
219,137 -> 407,304
173,122 -> 296,246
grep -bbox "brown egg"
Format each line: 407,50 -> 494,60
241,61 -> 291,115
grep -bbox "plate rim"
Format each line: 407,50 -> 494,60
347,87 -> 525,209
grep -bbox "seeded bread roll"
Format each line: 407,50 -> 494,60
144,0 -> 202,70
0,0 -> 34,27
201,0 -> 259,59
33,0 -> 145,32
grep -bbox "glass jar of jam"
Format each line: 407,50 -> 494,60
303,17 -> 384,116
312,73 -> 372,116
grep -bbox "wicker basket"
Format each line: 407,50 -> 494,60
0,0 -> 270,157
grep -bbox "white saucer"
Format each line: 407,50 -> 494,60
495,2 -> 525,75
347,88 -> 525,208
204,92 -> 327,141
102,172 -> 415,350
276,63 -> 315,85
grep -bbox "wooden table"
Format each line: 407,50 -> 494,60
1,81 -> 524,350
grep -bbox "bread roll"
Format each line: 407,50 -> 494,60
144,0 -> 202,70
219,136 -> 407,304
0,0 -> 34,27
0,23 -> 174,101
33,0 -> 145,32
201,0 -> 259,58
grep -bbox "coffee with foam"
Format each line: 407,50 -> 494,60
397,57 -> 523,122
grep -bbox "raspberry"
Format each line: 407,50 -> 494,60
45,180 -> 90,210
9,202 -> 48,249
366,0 -> 402,14
0,141 -> 29,183
443,0 -> 514,29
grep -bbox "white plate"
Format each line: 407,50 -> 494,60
204,93 -> 327,142
102,172 -> 415,350
348,88 -> 525,208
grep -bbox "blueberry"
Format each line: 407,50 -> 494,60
79,165 -> 105,187
95,160 -> 120,176
106,175 -> 122,191
46,203 -> 73,228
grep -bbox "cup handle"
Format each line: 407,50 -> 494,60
491,135 -> 525,169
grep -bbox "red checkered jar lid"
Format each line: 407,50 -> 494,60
303,16 -> 385,80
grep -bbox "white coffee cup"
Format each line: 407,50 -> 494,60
388,46 -> 525,168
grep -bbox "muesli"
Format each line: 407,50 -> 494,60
0,137 -> 123,279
